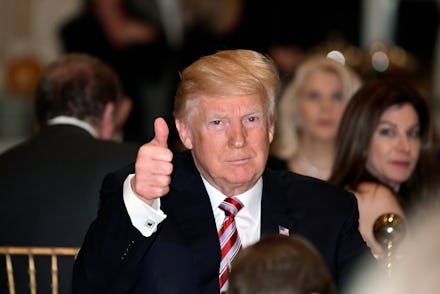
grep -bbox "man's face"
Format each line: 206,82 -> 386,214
176,95 -> 274,196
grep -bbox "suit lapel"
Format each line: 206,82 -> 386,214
261,171 -> 297,238
165,152 -> 220,287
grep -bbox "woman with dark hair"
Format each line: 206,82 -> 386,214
329,78 -> 440,257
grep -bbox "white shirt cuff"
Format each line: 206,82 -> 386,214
123,174 -> 167,237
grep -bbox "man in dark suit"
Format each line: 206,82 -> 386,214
73,49 -> 368,293
0,54 -> 139,293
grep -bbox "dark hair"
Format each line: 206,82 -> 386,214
35,53 -> 122,127
329,77 -> 440,211
228,235 -> 336,294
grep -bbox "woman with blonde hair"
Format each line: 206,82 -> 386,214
270,55 -> 361,180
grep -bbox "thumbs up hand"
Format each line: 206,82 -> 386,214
131,117 -> 173,205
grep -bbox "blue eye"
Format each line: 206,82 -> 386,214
208,120 -> 225,129
305,91 -> 320,101
378,128 -> 396,137
246,115 -> 262,124
408,129 -> 420,139
332,92 -> 343,102
242,114 -> 263,128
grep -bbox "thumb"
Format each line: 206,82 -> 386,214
151,117 -> 169,147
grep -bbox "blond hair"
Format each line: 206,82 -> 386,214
173,49 -> 280,123
272,55 -> 361,159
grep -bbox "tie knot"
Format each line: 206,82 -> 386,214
219,197 -> 243,216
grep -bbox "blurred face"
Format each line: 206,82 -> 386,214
297,70 -> 345,141
176,95 -> 274,196
366,103 -> 421,191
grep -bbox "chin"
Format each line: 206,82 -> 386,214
226,172 -> 256,185
390,176 -> 411,186
227,174 -> 252,183
312,132 -> 337,141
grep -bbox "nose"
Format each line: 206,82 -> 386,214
228,122 -> 246,148
397,134 -> 411,152
319,97 -> 333,111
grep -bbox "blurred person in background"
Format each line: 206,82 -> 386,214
0,53 -> 139,293
344,199 -> 440,294
269,55 -> 361,180
60,0 -> 244,145
60,0 -> 179,143
329,77 -> 440,258
228,235 -> 336,294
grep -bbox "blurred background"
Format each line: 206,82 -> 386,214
0,0 -> 439,151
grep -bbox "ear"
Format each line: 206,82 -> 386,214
268,121 -> 275,143
175,118 -> 193,150
98,102 -> 115,140
114,96 -> 132,133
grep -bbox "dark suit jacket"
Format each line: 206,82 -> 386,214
73,151 -> 368,294
0,124 -> 139,293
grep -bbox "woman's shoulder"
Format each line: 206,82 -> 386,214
356,182 -> 395,199
354,182 -> 403,213
354,182 -> 406,258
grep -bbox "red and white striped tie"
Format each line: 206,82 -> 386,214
218,197 -> 243,292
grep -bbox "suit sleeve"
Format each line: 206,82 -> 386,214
72,168 -> 158,293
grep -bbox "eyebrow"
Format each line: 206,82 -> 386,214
377,120 -> 420,129
206,109 -> 264,119
377,121 -> 396,127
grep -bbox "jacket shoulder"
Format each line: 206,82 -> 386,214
264,169 -> 357,209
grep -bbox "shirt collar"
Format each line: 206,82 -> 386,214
201,176 -> 263,215
47,116 -> 97,138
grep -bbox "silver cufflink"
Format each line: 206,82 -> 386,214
145,219 -> 155,228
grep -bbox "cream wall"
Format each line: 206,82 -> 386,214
0,0 -> 81,150
0,0 -> 81,89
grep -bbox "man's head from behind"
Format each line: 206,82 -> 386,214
228,235 -> 336,294
35,53 -> 122,139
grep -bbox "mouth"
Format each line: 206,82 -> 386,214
391,161 -> 411,168
226,157 -> 251,165
317,119 -> 333,127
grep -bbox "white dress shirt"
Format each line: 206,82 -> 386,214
202,177 -> 261,247
47,116 -> 97,137
123,174 -> 262,247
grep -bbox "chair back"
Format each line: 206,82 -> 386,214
0,246 -> 79,294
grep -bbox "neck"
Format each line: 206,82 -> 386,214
291,136 -> 336,180
299,136 -> 335,167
